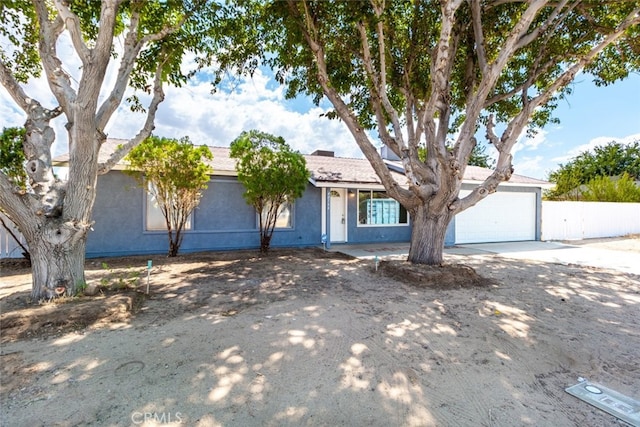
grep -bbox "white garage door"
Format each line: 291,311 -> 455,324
455,190 -> 536,244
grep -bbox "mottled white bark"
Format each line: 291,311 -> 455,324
0,1 -> 181,298
407,204 -> 453,265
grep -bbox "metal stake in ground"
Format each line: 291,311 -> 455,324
146,260 -> 152,294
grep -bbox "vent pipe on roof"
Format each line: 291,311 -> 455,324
311,150 -> 334,157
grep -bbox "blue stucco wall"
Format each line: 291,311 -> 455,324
86,171 -> 541,258
333,183 -> 540,247
343,191 -> 413,244
86,172 -> 322,258
333,188 -> 455,246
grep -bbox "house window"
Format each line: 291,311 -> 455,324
358,190 -> 408,226
146,189 -> 192,231
259,201 -> 293,229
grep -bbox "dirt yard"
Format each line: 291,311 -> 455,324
1,240 -> 639,426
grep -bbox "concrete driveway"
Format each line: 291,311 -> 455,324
332,239 -> 640,275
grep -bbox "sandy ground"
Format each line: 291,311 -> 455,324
1,238 -> 639,427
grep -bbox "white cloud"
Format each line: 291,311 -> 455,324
512,127 -> 548,156
1,61 -> 363,161
512,155 -> 545,179
102,68 -> 362,158
551,132 -> 640,164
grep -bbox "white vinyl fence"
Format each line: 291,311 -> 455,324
541,201 -> 640,241
0,213 -> 28,259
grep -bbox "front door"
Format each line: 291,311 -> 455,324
330,189 -> 346,242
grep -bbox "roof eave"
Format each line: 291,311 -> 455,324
462,179 -> 553,189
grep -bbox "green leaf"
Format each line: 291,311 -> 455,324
125,135 -> 213,256
0,127 -> 28,188
230,130 -> 310,251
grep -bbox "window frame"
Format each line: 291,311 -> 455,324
144,183 -> 193,232
258,200 -> 294,230
357,189 -> 409,227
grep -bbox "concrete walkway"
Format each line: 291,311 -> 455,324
329,240 -> 640,275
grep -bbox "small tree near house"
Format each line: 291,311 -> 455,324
230,130 -> 310,253
125,136 -> 213,257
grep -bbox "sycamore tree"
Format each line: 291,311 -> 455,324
0,1 -> 223,299
219,0 -> 640,265
230,130 -> 310,253
125,136 -> 213,257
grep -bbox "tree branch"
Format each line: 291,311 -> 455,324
52,0 -> 92,64
470,0 -> 487,72
0,172 -> 34,224
96,1 -> 190,130
33,1 -> 76,112
454,0 -> 546,166
0,60 -> 33,112
98,56 -> 166,174
420,0 -> 464,185
422,0 -> 463,136
515,0 -> 570,50
370,1 -> 406,152
357,20 -> 393,147
288,0 -> 419,207
96,5 -> 145,130
452,3 -> 640,215
357,7 -> 432,197
485,114 -> 502,150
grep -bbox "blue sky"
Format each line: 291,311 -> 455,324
1,57 -> 638,181
510,72 -> 640,179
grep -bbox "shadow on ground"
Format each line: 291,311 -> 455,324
1,248 -> 639,426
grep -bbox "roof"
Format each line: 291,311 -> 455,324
304,153 -> 409,187
53,138 -> 550,188
385,160 -> 550,187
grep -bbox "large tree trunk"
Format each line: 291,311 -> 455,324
407,204 -> 453,265
25,219 -> 88,300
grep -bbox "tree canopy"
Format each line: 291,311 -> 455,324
217,0 -> 640,264
0,127 -> 27,189
230,130 -> 310,252
545,140 -> 640,200
0,127 -> 30,261
125,136 -> 213,257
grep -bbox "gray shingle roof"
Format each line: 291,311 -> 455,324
54,139 -> 549,187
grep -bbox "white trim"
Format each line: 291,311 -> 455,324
310,179 -> 547,189
311,181 -> 391,190
462,180 -> 553,189
321,188 -> 327,236
343,189 -> 349,242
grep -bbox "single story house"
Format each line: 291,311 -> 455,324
54,139 -> 550,258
